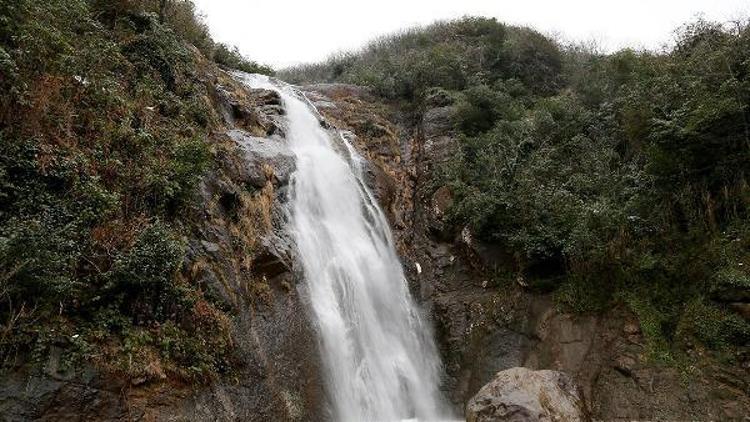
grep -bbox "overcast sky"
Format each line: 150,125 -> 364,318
193,0 -> 749,68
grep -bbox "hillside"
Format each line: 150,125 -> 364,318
1,2 -> 749,420
1,0 -> 281,379
282,16 -> 750,364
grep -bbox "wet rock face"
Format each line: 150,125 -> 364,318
423,106 -> 456,139
180,73 -> 323,422
466,368 -> 588,422
0,365 -> 127,421
228,128 -> 296,189
216,82 -> 285,137
247,88 -> 286,118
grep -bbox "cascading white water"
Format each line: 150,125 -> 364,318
236,73 -> 451,422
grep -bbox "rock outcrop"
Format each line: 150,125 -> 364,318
466,368 -> 588,422
227,128 -> 296,189
159,70 -> 324,421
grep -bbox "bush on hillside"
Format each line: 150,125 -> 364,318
213,43 -> 274,75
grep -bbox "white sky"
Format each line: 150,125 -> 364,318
194,0 -> 749,68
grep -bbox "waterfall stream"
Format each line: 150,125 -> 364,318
236,73 -> 451,421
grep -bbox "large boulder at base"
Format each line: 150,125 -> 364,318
466,368 -> 588,422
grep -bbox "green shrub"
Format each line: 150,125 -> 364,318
500,27 -> 563,95
122,14 -> 192,90
678,299 -> 750,349
454,85 -> 508,135
448,92 -> 635,270
625,293 -> 674,360
106,222 -> 185,318
213,43 -> 274,75
162,0 -> 214,57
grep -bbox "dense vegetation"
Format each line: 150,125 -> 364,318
0,0 -> 271,381
282,17 -> 750,360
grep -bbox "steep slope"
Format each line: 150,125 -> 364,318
0,1 -> 327,420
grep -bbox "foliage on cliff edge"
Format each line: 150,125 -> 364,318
0,0 -> 269,381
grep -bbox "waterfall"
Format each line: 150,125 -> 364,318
236,73 -> 451,422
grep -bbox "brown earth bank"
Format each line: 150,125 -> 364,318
2,71 -> 748,421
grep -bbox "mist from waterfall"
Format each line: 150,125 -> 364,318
235,73 -> 451,422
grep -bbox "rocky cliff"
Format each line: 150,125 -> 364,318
2,69 -> 748,420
